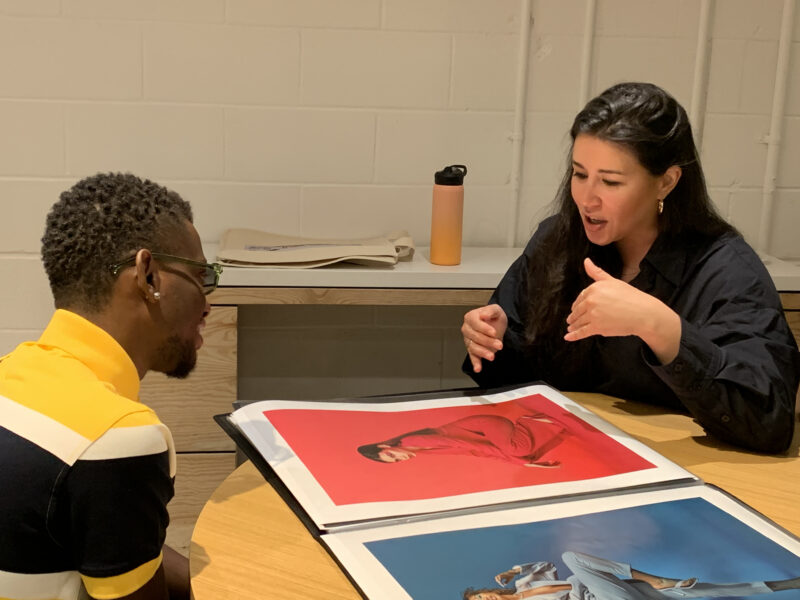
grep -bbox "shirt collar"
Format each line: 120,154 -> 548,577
37,309 -> 141,401
641,233 -> 690,287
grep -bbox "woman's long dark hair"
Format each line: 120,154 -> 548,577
357,427 -> 436,461
526,82 -> 734,347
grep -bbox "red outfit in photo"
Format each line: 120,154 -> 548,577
399,413 -> 565,466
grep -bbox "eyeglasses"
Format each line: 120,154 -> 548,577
109,252 -> 223,295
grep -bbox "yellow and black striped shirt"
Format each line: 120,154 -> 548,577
0,310 -> 176,600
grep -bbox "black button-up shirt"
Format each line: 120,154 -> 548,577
464,217 -> 799,453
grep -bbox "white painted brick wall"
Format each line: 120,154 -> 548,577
1,0 -> 798,396
0,181 -> 69,251
144,24 -> 300,105
0,103 -> 65,176
778,117 -> 800,187
727,189 -> 764,243
62,0 -> 225,22
772,190 -> 800,257
0,19 -> 142,99
375,112 -> 514,184
0,257 -> 52,330
227,0 -> 379,29
531,0 -> 586,36
526,35 -> 584,112
66,104 -> 225,179
592,37 -> 697,103
225,108 -> 375,182
0,0 -> 60,17
787,43 -> 800,115
452,34 -> 518,110
302,30 -> 451,108
517,184 -> 559,242
171,182 -> 302,243
382,0 -> 520,33
713,0 -> 784,39
702,114 -> 770,188
522,111 -> 574,194
300,185 -> 432,240
595,0 -> 700,37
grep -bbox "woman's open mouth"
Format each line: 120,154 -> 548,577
584,214 -> 607,230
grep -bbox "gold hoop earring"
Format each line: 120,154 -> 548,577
657,199 -> 664,215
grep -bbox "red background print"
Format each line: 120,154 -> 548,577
263,394 -> 654,505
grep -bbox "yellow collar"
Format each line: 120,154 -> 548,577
37,309 -> 141,401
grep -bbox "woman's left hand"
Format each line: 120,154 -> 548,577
564,258 -> 681,364
495,567 -> 521,586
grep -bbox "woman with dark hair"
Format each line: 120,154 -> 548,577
357,412 -> 566,467
461,82 -> 799,453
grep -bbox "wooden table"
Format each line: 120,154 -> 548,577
188,392 -> 800,600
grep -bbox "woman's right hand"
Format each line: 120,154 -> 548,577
461,304 -> 508,373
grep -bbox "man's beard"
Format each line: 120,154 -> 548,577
157,334 -> 197,379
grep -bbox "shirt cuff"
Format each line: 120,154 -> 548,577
645,318 -> 723,395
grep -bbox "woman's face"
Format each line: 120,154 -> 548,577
570,134 -> 677,261
377,446 -> 416,463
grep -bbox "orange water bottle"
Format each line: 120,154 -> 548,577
430,164 -> 467,265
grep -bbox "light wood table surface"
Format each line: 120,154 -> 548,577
189,392 -> 800,600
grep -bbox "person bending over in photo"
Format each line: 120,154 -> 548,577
464,550 -> 800,599
461,82 -> 799,453
0,173 -> 223,600
357,412 -> 567,467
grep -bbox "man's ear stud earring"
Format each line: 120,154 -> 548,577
153,292 -> 161,300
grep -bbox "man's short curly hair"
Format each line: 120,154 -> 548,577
41,172 -> 194,311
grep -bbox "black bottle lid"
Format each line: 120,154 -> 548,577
434,164 -> 467,185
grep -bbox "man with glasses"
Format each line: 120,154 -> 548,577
0,173 -> 222,600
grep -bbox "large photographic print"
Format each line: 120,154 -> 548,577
230,384 -> 694,528
324,486 -> 800,600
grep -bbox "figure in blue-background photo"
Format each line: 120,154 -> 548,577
463,551 -> 800,599
364,497 -> 800,600
461,82 -> 799,453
